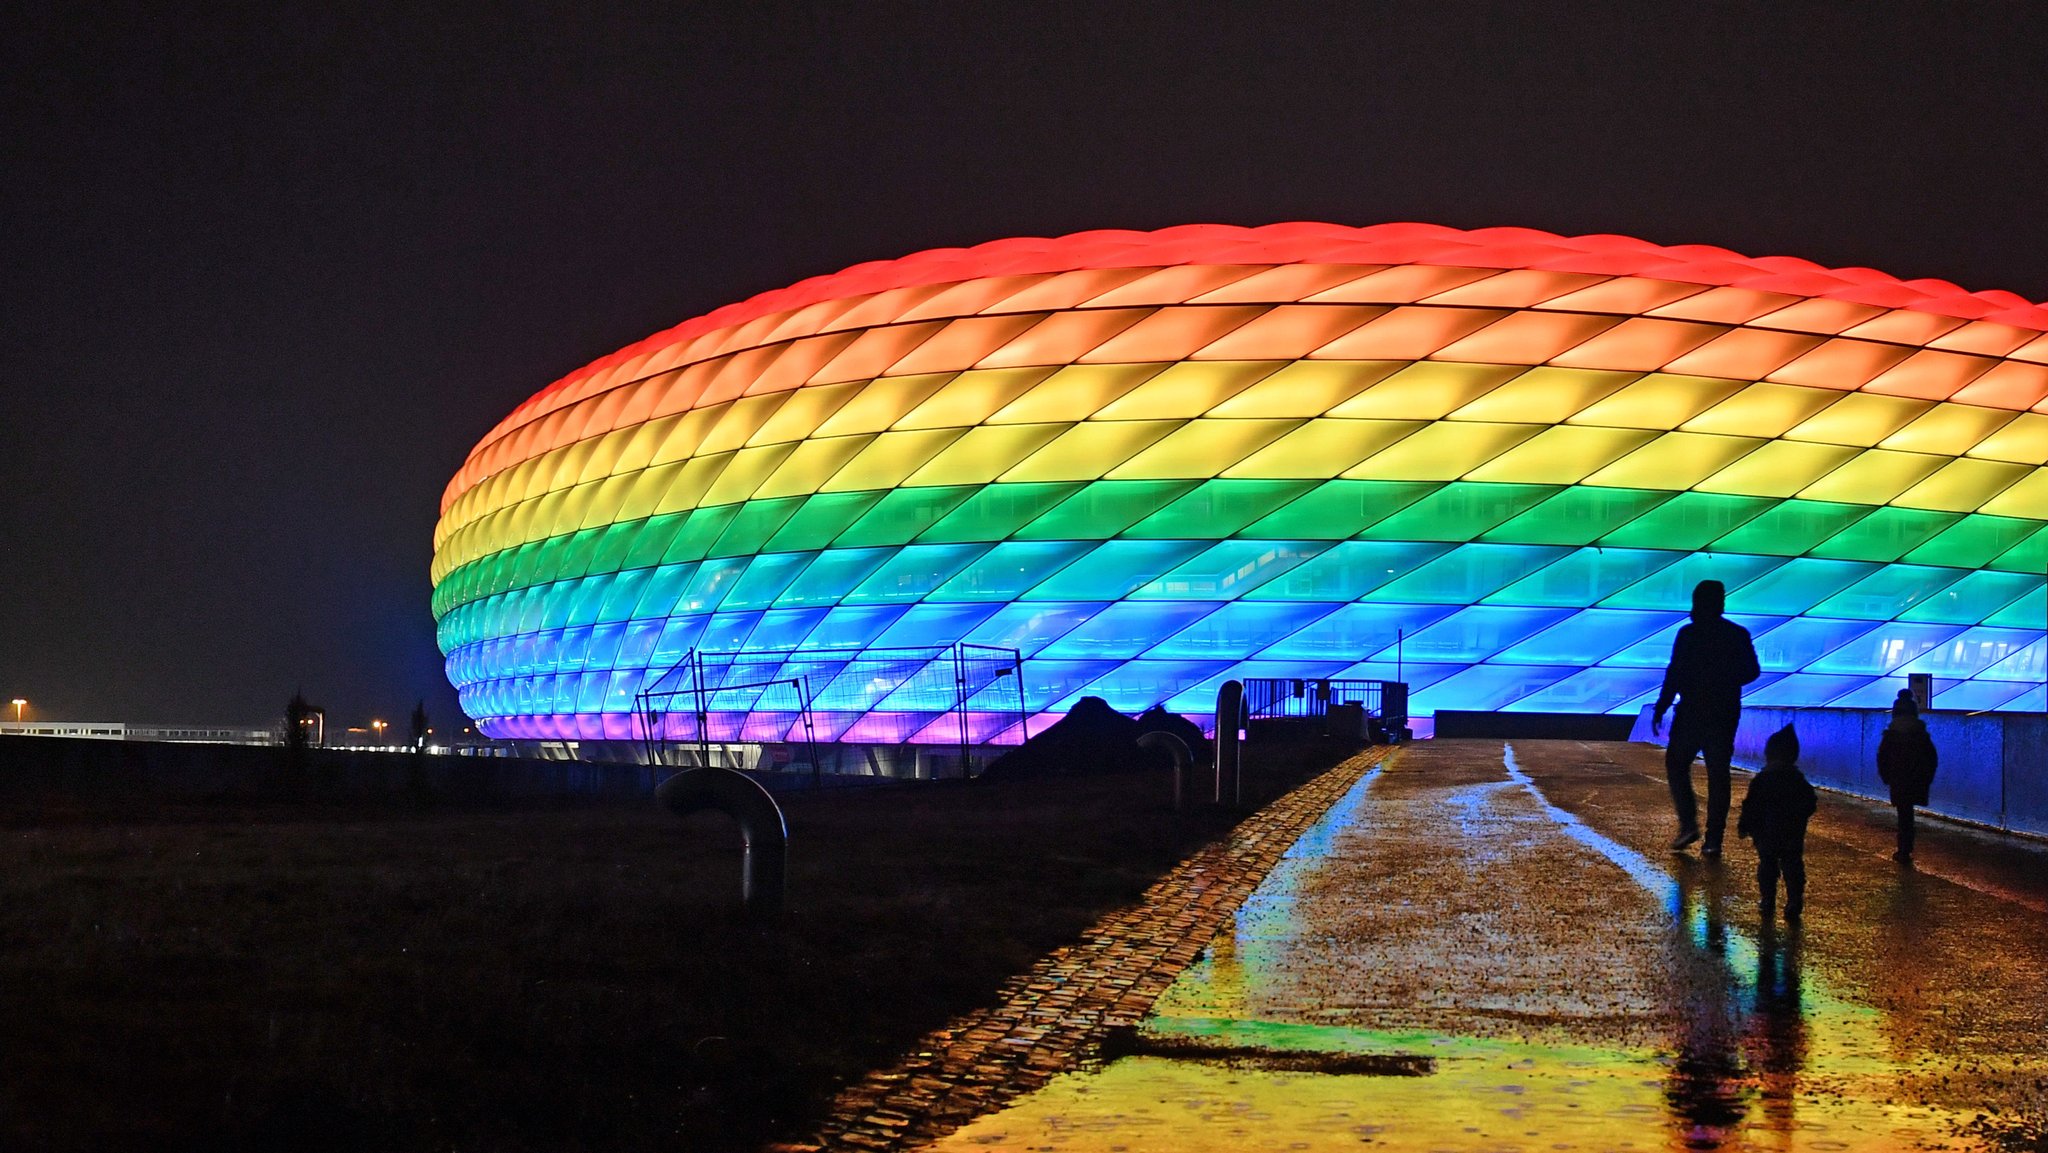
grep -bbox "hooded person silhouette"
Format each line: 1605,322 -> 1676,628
1652,580 -> 1761,855
1738,724 -> 1817,922
1877,690 -> 1938,862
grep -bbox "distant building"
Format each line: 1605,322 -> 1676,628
0,721 -> 278,744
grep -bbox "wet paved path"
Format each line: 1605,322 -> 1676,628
808,740 -> 2048,1152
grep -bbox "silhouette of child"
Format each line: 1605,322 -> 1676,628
1737,724 -> 1817,923
1876,690 -> 1937,863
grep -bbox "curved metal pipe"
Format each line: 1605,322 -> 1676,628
657,767 -> 788,915
1137,731 -> 1193,811
1215,680 -> 1246,809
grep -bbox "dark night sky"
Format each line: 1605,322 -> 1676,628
4,2 -> 2045,730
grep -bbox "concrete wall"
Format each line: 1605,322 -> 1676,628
1629,707 -> 2048,838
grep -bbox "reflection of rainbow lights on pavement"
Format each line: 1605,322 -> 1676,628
430,224 -> 2048,741
924,748 -> 2013,1151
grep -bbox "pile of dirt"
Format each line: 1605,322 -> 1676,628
981,698 -> 1207,781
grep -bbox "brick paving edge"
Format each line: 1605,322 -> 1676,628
788,746 -> 1392,1153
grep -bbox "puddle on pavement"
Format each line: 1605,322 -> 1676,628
921,745 -> 2045,1151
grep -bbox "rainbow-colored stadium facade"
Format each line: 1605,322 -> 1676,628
431,223 -> 2048,744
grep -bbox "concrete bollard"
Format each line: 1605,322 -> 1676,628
657,767 -> 788,916
1215,680 -> 1246,809
1137,731 -> 1193,811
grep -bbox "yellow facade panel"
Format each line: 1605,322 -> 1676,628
1205,360 -> 1404,418
817,428 -> 966,493
1463,426 -> 1658,484
1449,367 -> 1639,425
647,405 -> 724,466
811,374 -> 955,438
1977,469 -> 2048,518
610,415 -> 677,475
747,381 -> 865,446
1674,382 -> 1834,437
1879,404 -> 2016,457
893,367 -> 1059,430
696,392 -> 794,456
1694,440 -> 1862,498
1325,362 -> 1523,420
1220,419 -> 1424,479
577,473 -> 636,530
702,443 -> 801,506
984,363 -> 1167,424
1104,418 -> 1303,480
751,435 -> 877,500
614,462 -> 685,522
1783,393 -> 1931,447
1795,450 -> 1946,505
1342,421 -> 1541,481
996,420 -> 1182,482
1892,458 -> 2033,513
544,437 -> 601,492
1968,412 -> 2048,466
574,427 -> 634,486
1091,360 -> 1280,420
902,423 -> 1071,486
1574,374 -> 1747,431
1582,433 -> 1764,491
654,452 -> 736,515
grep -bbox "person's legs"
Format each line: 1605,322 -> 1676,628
1782,849 -> 1805,920
1665,727 -> 1702,846
1700,726 -> 1736,853
1757,852 -> 1780,916
1896,803 -> 1916,859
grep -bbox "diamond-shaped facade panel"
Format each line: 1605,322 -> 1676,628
431,224 -> 2048,742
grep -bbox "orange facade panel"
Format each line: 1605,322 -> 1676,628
975,307 -> 1154,369
1303,264 -> 1496,304
1081,265 -> 1265,308
883,313 -> 1048,377
986,266 -> 1156,313
1546,317 -> 1721,372
1951,360 -> 2048,411
1188,263 -> 1388,304
1746,297 -> 1888,336
1931,321 -> 2041,357
1766,338 -> 1915,390
1663,328 -> 1824,381
1308,306 -> 1508,361
1077,305 -> 1267,364
807,322 -> 948,385
1431,310 -> 1621,365
1859,349 -> 1995,401
1188,304 -> 1385,360
1536,276 -> 1707,316
740,332 -> 863,397
1419,268 -> 1607,308
1648,286 -> 1799,325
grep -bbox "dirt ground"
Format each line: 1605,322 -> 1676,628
0,746 -> 1344,1152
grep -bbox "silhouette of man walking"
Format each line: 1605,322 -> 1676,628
1652,579 -> 1761,855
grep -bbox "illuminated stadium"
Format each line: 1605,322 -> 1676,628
430,223 -> 2048,746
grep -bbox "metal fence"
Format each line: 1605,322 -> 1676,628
634,643 -> 1025,777
1243,678 -> 1405,723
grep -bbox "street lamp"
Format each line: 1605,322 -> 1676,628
10,699 -> 23,723
372,719 -> 387,745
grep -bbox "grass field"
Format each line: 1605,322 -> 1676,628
0,749 -> 1342,1152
